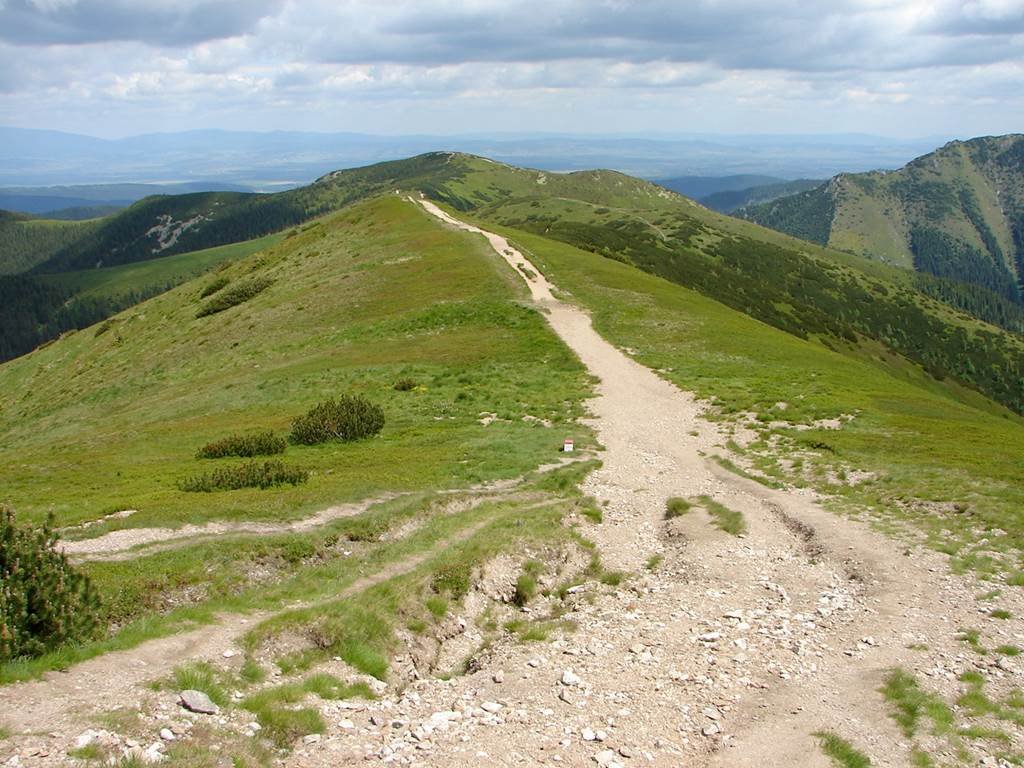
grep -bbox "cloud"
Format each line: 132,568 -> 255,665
0,0 -> 1021,138
0,0 -> 283,46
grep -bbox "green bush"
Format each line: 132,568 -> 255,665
0,505 -> 102,661
178,461 -> 308,492
196,431 -> 287,459
289,395 -> 385,445
195,277 -> 272,318
393,378 -> 417,392
198,276 -> 230,299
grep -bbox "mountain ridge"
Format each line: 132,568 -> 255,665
3,150 -> 1023,420
743,134 -> 1024,306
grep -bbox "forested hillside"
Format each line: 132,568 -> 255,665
743,134 -> 1024,323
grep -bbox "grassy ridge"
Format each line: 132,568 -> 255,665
437,160 -> 1024,415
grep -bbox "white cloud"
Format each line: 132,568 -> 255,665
0,0 -> 1021,137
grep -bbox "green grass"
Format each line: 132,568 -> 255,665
698,495 -> 748,535
0,197 -> 595,682
513,572 -> 538,606
0,197 -> 592,532
880,668 -> 955,738
711,454 -> 785,489
990,608 -> 1012,619
956,628 -> 987,654
238,491 -> 581,683
645,554 -> 663,571
814,731 -> 872,768
40,234 -> 283,301
665,497 -> 692,518
68,744 -> 107,761
239,674 -> 373,746
161,661 -> 230,707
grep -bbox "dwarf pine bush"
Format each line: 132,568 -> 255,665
199,276 -> 230,299
178,461 -> 308,492
197,431 -> 287,459
289,395 -> 385,445
195,277 -> 273,317
0,505 -> 102,661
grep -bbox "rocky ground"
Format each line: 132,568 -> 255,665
1,202 -> 1021,767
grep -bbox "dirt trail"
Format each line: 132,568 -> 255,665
59,457 -> 583,561
0,491 -> 529,740
365,200 -> 1023,768
59,497 -> 398,560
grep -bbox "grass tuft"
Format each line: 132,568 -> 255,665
698,495 -> 748,535
664,497 -> 692,519
880,668 -> 954,738
814,731 -> 872,768
166,661 -> 230,707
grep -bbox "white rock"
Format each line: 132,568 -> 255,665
159,729 -> 175,741
582,728 -> 597,741
561,669 -> 583,687
75,731 -> 99,749
480,701 -> 503,714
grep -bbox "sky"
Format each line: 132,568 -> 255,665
0,0 -> 1022,139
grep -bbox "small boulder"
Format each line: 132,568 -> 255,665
178,690 -> 219,715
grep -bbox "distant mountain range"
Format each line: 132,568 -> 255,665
657,175 -> 824,213
0,127 -> 942,187
743,135 -> 1024,310
0,181 -> 263,219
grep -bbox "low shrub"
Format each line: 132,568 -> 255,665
665,497 -> 692,518
178,461 -> 308,492
195,277 -> 273,318
393,378 -> 417,392
199,276 -> 230,299
0,505 -> 102,661
289,395 -> 385,445
513,574 -> 537,606
196,431 -> 287,459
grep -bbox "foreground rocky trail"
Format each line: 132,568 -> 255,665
363,200 -> 1021,767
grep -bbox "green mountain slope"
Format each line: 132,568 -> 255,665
0,194 -> 597,679
743,134 -> 1024,306
0,211 -> 99,275
4,151 -> 1023,419
1,195 -> 590,529
2,191 -> 1022,681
